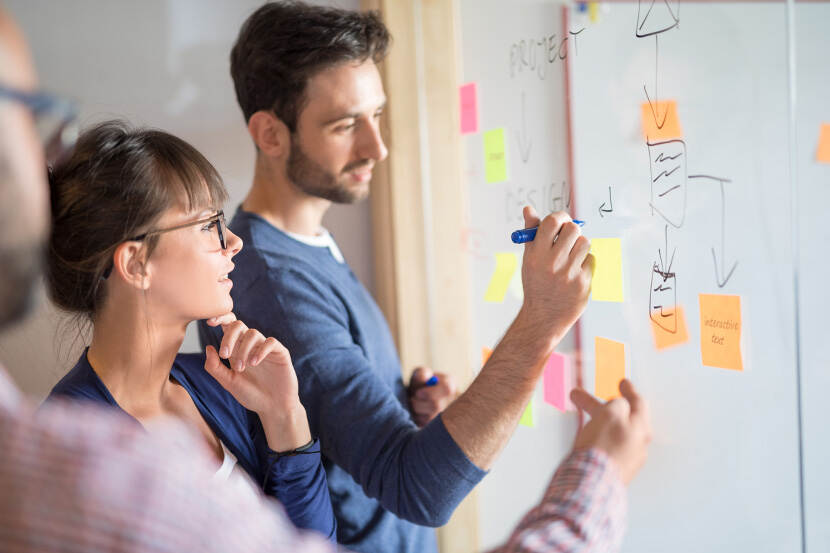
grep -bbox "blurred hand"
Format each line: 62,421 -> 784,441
570,379 -> 652,484
408,366 -> 457,427
517,206 -> 594,344
203,312 -> 311,451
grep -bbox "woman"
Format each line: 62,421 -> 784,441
45,120 -> 335,540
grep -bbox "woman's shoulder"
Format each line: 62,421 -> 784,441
46,350 -> 114,405
172,353 -> 244,414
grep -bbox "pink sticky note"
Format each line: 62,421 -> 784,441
459,83 -> 478,134
543,352 -> 572,412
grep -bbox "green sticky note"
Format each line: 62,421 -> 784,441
519,399 -> 534,427
483,128 -> 507,183
484,253 -> 518,303
590,238 -> 624,302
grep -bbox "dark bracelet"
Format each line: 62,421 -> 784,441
271,438 -> 316,459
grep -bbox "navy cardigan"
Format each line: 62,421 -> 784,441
47,350 -> 336,541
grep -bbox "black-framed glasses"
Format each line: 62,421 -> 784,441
0,83 -> 79,166
128,210 -> 228,250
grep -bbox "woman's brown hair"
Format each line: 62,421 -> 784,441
47,119 -> 228,320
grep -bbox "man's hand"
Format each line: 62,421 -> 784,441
408,367 -> 457,427
570,379 -> 652,484
517,206 -> 594,347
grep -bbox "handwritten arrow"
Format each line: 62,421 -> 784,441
643,34 -> 667,130
649,224 -> 678,333
516,91 -> 532,163
689,174 -> 737,287
598,186 -> 613,217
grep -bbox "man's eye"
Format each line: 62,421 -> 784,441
202,221 -> 218,231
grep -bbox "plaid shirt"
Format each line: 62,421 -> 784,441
0,366 -> 625,553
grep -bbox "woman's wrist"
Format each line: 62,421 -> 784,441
260,402 -> 313,452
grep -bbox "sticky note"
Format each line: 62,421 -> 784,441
482,346 -> 493,367
519,399 -> 534,427
543,352 -> 572,412
508,266 -> 524,301
484,253 -> 517,303
588,2 -> 599,22
590,238 -> 624,302
650,305 -> 689,350
699,294 -> 743,371
641,100 -> 683,141
816,123 -> 830,163
459,83 -> 478,134
483,128 -> 508,183
595,337 -> 625,401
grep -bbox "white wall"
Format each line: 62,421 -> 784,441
0,0 -> 374,398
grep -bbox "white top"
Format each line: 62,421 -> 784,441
285,228 -> 345,264
213,440 -> 262,504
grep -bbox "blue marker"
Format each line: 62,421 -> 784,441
425,375 -> 439,387
511,219 -> 585,244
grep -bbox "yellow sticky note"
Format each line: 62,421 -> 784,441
641,100 -> 683,141
650,305 -> 690,350
508,266 -> 524,301
699,294 -> 743,371
590,238 -> 624,302
482,346 -> 493,367
484,253 -> 517,303
588,2 -> 600,23
595,337 -> 625,401
817,124 -> 830,163
519,399 -> 534,427
483,128 -> 508,183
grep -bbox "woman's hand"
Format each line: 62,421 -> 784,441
204,312 -> 312,452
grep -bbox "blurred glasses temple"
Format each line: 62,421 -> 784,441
0,83 -> 79,166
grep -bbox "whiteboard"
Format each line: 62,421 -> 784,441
459,2 -> 805,551
458,1 -> 579,549
794,3 -> 830,552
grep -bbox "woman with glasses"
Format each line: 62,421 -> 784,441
44,120 -> 336,540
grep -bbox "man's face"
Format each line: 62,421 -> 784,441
287,59 -> 388,204
0,11 -> 50,329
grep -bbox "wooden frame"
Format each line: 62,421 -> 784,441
362,1 -> 479,551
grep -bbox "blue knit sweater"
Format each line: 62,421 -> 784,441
199,209 -> 486,553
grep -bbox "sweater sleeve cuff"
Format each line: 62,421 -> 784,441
429,413 -> 488,483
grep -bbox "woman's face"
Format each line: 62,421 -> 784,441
143,206 -> 242,324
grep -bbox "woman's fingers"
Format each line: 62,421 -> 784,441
251,336 -> 282,366
207,311 -> 237,327
229,328 -> 264,372
219,321 -> 248,360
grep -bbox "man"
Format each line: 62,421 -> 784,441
0,5 -> 649,553
199,3 -> 650,552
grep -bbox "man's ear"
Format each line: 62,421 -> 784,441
111,241 -> 151,291
248,110 -> 291,158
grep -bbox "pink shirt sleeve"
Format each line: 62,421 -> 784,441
488,448 -> 628,553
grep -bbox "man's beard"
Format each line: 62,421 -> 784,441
0,241 -> 43,331
286,135 -> 370,204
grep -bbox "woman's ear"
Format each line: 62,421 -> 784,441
111,241 -> 151,291
248,110 -> 290,159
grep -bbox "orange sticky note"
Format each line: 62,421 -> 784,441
595,337 -> 625,401
817,124 -> 830,163
482,346 -> 493,367
699,294 -> 743,371
641,100 -> 683,141
650,305 -> 689,350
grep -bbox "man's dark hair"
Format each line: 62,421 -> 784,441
230,1 -> 390,131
